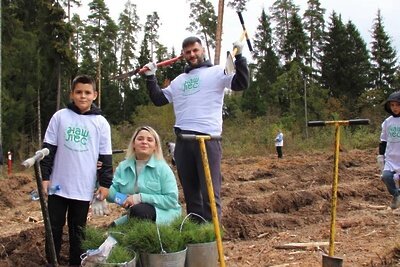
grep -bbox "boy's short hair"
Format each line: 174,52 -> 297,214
71,75 -> 96,92
182,36 -> 202,49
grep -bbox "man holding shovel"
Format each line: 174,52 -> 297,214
142,36 -> 249,222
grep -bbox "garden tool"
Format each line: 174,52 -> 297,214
22,148 -> 58,267
225,31 -> 245,75
112,149 -> 127,154
237,11 -> 253,53
308,119 -> 370,267
111,54 -> 183,80
225,11 -> 253,75
179,134 -> 225,267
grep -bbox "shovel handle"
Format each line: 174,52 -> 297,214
112,149 -> 126,154
308,119 -> 370,127
112,55 -> 183,79
237,12 -> 253,52
137,55 -> 183,74
348,119 -> 370,125
21,148 -> 49,168
178,134 -> 222,141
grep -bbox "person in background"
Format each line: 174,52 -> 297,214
40,75 -> 113,266
142,36 -> 249,222
107,126 -> 181,225
275,130 -> 284,159
377,91 -> 400,209
166,141 -> 176,166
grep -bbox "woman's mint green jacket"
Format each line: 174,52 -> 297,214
107,155 -> 181,224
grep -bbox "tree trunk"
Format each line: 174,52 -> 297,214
97,54 -> 102,108
38,89 -> 42,145
214,0 -> 224,65
56,60 -> 61,111
0,0 -> 2,176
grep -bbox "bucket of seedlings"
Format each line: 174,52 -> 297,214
122,218 -> 187,267
176,213 -> 218,267
81,226 -> 136,267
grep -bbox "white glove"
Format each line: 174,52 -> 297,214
233,40 -> 244,55
131,194 -> 142,206
377,155 -> 384,172
91,195 -> 110,216
144,62 -> 157,76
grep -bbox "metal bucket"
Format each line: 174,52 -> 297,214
81,252 -> 136,267
139,248 -> 187,267
185,241 -> 217,267
322,254 -> 343,267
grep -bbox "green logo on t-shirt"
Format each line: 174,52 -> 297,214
388,125 -> 400,142
65,126 -> 90,151
183,76 -> 200,95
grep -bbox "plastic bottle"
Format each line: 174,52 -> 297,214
48,185 -> 61,195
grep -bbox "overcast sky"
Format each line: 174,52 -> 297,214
73,0 -> 399,64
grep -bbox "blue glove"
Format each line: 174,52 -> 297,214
114,192 -> 128,206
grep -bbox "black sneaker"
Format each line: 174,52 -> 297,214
390,196 -> 400,209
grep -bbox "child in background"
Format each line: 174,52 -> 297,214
40,75 -> 113,266
377,90 -> 400,209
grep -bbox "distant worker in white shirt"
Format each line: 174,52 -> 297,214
275,130 -> 284,159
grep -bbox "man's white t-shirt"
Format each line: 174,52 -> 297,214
163,65 -> 233,135
43,108 -> 112,201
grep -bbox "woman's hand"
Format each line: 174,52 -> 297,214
122,194 -> 142,208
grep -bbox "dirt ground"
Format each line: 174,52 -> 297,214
0,148 -> 400,266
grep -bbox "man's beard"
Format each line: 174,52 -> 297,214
187,55 -> 205,67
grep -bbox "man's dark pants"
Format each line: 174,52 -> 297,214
174,131 -> 222,223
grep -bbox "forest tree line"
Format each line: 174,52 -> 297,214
1,0 -> 399,161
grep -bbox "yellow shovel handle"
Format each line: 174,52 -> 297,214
328,124 -> 340,256
198,137 -> 226,267
232,30 -> 246,57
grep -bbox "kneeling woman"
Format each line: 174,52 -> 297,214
107,126 -> 181,225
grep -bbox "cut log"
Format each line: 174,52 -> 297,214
274,241 -> 333,250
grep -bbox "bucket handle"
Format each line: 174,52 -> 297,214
107,231 -> 126,237
156,224 -> 167,254
179,213 -> 207,233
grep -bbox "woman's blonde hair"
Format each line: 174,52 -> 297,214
126,126 -> 164,160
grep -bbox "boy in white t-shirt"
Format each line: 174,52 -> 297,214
377,91 -> 400,209
40,75 -> 113,266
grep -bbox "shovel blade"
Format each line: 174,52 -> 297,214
322,254 -> 343,267
225,51 -> 235,75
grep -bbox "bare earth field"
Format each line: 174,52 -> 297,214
0,148 -> 399,266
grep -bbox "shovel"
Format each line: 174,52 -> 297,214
111,54 -> 183,80
22,149 -> 58,267
179,134 -> 226,267
308,119 -> 370,267
225,11 -> 253,75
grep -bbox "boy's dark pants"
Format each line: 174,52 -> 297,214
47,195 -> 90,265
276,146 -> 283,158
175,133 -> 222,223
